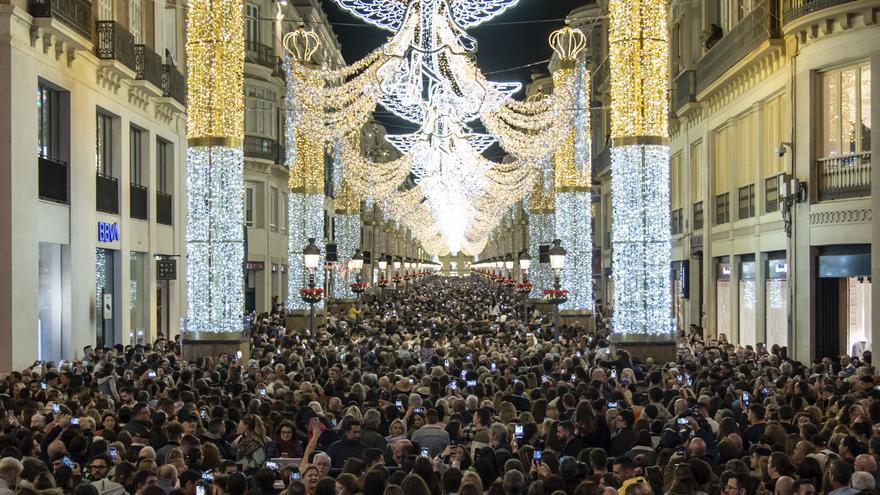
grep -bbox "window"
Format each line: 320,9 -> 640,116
737,184 -> 755,219
270,186 -> 278,232
715,193 -> 729,225
130,127 -> 144,185
245,4 -> 259,43
129,0 -> 144,44
280,192 -> 287,233
821,63 -> 871,157
96,112 -> 114,176
97,0 -> 113,21
712,126 -> 730,202
245,183 -> 255,227
156,138 -> 172,194
38,83 -> 62,160
765,176 -> 779,213
693,201 -> 704,230
690,140 -> 703,202
245,87 -> 277,138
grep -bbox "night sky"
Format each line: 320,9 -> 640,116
319,0 -> 589,146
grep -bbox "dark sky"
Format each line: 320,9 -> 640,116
319,0 -> 588,142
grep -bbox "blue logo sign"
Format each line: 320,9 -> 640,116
98,222 -> 120,242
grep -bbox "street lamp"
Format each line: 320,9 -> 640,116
302,237 -> 321,334
377,253 -> 388,272
350,249 -> 364,302
504,253 -> 514,276
393,256 -> 402,290
518,249 -> 532,322
548,239 -> 567,331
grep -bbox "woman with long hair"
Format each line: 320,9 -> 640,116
400,474 -> 433,495
234,414 -> 267,473
268,420 -> 303,459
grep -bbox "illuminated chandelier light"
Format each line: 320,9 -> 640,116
184,0 -> 245,334
285,1 -> 581,255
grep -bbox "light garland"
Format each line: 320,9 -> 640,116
527,211 -> 555,299
609,0 -> 672,336
284,2 -> 581,255
331,213 -> 360,299
185,0 -> 244,142
610,145 -> 671,335
287,193 -> 325,311
184,147 -> 245,333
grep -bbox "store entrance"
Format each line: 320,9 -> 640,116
95,248 -> 117,348
815,245 -> 871,359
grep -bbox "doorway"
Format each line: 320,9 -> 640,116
95,248 -> 117,348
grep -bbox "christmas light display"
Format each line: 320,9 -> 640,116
285,2 -> 581,255
608,0 -> 672,336
183,0 -> 245,334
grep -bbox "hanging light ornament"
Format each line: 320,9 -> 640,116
283,1 -> 581,255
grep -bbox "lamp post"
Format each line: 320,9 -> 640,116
518,249 -> 532,323
393,256 -> 402,291
350,248 -> 364,302
302,237 -> 321,335
377,253 -> 388,302
548,239 -> 567,333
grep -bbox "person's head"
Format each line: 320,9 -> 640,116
855,453 -> 877,474
363,448 -> 385,470
87,455 -> 111,481
828,460 -> 853,489
0,457 -> 23,486
556,421 -> 575,442
503,469 -> 525,495
748,404 -> 766,424
851,472 -> 875,492
612,457 -> 635,484
314,453 -> 332,477
774,476 -> 794,495
722,472 -> 755,495
791,479 -> 816,495
342,418 -> 363,442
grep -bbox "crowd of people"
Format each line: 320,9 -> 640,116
0,275 -> 877,495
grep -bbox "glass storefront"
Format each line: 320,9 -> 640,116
765,254 -> 789,349
738,255 -> 756,349
38,243 -> 66,361
129,252 -> 147,345
715,257 -> 731,342
96,248 -> 116,348
847,277 -> 872,356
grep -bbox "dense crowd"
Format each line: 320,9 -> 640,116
0,276 -> 877,495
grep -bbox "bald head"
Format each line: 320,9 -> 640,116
855,454 -> 877,474
674,399 -> 688,416
774,476 -> 794,495
158,464 -> 178,483
689,437 -> 707,457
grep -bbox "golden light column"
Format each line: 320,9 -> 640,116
283,28 -> 329,311
183,0 -> 245,336
608,0 -> 672,336
550,26 -> 592,312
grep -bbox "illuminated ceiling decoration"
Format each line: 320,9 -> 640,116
609,0 -> 672,336
284,0 -> 580,255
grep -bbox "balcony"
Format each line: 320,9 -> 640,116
695,0 -> 780,94
783,0 -> 857,23
130,183 -> 148,220
161,64 -> 186,107
673,69 -> 696,113
96,21 -> 136,72
245,41 -> 276,70
244,135 -> 281,162
134,45 -> 163,90
38,156 -> 69,204
96,173 -> 119,214
28,0 -> 92,41
157,191 -> 173,225
817,152 -> 871,201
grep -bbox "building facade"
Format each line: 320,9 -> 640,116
0,0 -> 188,369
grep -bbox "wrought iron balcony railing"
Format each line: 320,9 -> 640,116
134,45 -> 163,89
29,0 -> 92,41
96,21 -> 136,72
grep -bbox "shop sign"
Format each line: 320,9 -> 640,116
98,222 -> 120,243
157,259 -> 177,280
245,261 -> 265,271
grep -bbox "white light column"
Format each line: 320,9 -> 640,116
183,0 -> 245,337
609,0 -> 672,337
